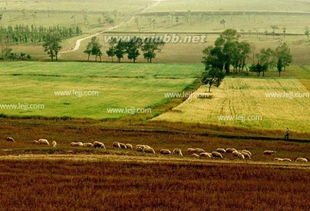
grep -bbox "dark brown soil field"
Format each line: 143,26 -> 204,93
0,159 -> 309,211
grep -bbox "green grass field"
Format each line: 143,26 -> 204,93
154,73 -> 310,133
0,62 -> 202,119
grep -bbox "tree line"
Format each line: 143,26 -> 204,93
84,36 -> 165,63
202,29 -> 292,92
0,25 -> 82,44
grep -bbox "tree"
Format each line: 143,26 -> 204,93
42,34 -> 62,61
275,43 -> 292,77
201,67 -> 225,92
256,48 -> 276,76
249,63 -> 265,77
141,38 -> 165,63
83,36 -> 102,61
305,27 -> 310,41
220,19 -> 226,29
106,37 -> 117,62
126,37 -> 142,63
115,40 -> 126,62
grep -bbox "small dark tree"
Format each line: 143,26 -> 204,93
202,67 -> 225,92
42,34 -> 62,61
276,43 -> 292,77
126,37 -> 143,63
141,38 -> 165,63
106,37 -> 117,62
305,27 -> 310,41
115,40 -> 126,62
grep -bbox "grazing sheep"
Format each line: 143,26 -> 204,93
143,146 -> 155,154
212,151 -> 223,159
113,142 -> 121,148
136,145 -> 145,152
226,148 -> 237,153
93,141 -> 105,149
83,143 -> 94,147
6,137 -> 15,142
200,152 -> 212,158
187,148 -> 196,154
51,141 -> 57,148
38,139 -> 49,146
274,158 -> 284,161
160,149 -> 172,155
192,153 -> 200,158
296,157 -> 308,162
241,151 -> 251,160
241,150 -> 252,156
172,148 -> 183,156
195,148 -> 205,154
282,158 -> 292,162
264,150 -> 276,155
71,142 -> 84,147
119,143 -> 127,149
126,144 -> 133,150
232,150 -> 240,157
216,148 -> 226,153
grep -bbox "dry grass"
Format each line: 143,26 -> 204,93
0,159 -> 309,210
154,78 -> 310,132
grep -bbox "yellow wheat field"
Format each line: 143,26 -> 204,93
154,78 -> 310,132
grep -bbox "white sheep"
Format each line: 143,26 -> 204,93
192,153 -> 200,158
241,151 -> 251,160
113,142 -> 121,148
274,158 -> 284,161
187,148 -> 196,154
282,158 -> 292,162
216,148 -> 226,153
93,141 -> 105,149
200,152 -> 212,158
160,149 -> 171,155
33,140 -> 39,145
51,141 -> 57,148
226,148 -> 237,153
6,137 -> 15,142
212,151 -> 223,159
126,144 -> 133,150
172,148 -> 183,156
241,150 -> 252,156
119,143 -> 127,149
143,146 -> 155,154
136,145 -> 145,152
195,148 -> 205,154
83,143 -> 94,147
296,157 -> 308,162
38,139 -> 49,146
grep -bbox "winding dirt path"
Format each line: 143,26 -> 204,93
60,0 -> 164,55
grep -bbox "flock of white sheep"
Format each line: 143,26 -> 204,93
4,137 -> 309,163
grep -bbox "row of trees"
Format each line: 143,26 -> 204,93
250,43 -> 292,77
202,29 -> 293,92
84,37 -> 165,63
0,25 -> 82,44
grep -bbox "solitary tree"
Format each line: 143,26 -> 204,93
201,67 -> 225,92
42,34 -> 62,61
220,19 -> 226,29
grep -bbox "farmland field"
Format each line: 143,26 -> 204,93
0,159 -> 309,210
0,62 -> 202,119
154,76 -> 310,132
